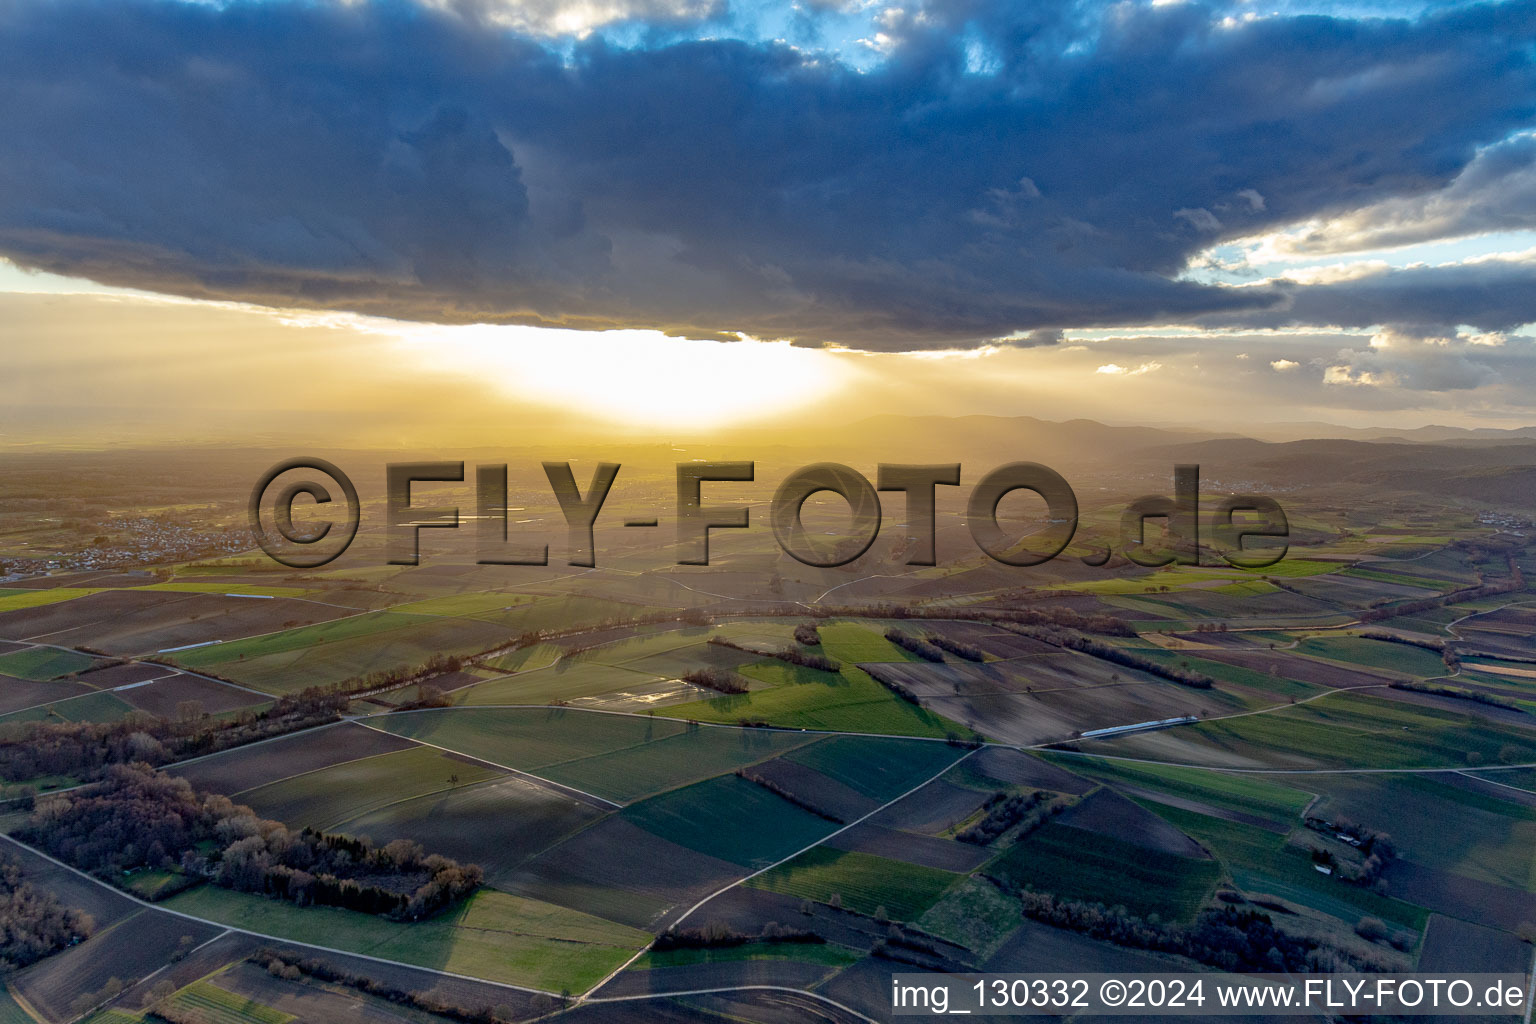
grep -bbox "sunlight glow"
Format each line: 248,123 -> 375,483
394,323 -> 850,429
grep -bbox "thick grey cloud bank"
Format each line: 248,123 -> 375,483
0,0 -> 1532,349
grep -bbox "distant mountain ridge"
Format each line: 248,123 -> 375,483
752,414 -> 1535,506
760,414 -> 1240,463
1239,422 -> 1536,444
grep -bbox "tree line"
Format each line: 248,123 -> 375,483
21,765 -> 481,922
884,629 -> 947,662
924,633 -> 986,662
0,853 -> 94,970
0,688 -> 351,785
956,790 -> 1059,846
999,623 -> 1215,689
706,636 -> 840,672
255,948 -> 550,1023
735,768 -> 843,823
1390,679 -> 1524,713
1358,550 -> 1525,623
681,667 -> 749,694
997,885 -> 1395,973
806,603 -> 1136,636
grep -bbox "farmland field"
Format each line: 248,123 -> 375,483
2,457 -> 1534,1018
1089,690 -> 1536,769
234,745 -> 506,830
746,846 -> 960,920
782,735 -> 965,802
0,674 -> 92,715
389,592 -> 539,617
668,661 -> 970,737
334,774 -> 606,885
0,588 -> 102,614
371,706 -> 692,769
169,721 -> 418,794
537,724 -> 819,802
1146,802 -> 1430,930
0,688 -> 134,726
161,980 -> 294,1024
0,646 -> 96,680
989,822 -> 1222,921
167,610 -> 429,664
621,773 -> 840,867
170,611 -> 509,693
164,887 -> 650,991
634,940 -> 861,971
0,986 -> 33,1024
1296,773 -> 1536,891
916,875 -> 1024,957
1293,635 -> 1451,677
10,908 -> 223,1022
1048,755 -> 1315,829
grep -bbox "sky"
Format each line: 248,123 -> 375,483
1,0 -> 1534,442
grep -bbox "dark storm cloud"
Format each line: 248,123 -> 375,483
1199,256 -> 1536,334
1261,132 -> 1536,255
0,0 -> 1532,349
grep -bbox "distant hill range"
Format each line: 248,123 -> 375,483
764,414 -> 1535,507
1141,437 -> 1536,506
759,414 -> 1240,464
1241,422 -> 1536,444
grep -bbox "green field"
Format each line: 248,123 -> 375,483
621,773 -> 838,867
78,1012 -> 142,1024
575,628 -> 717,667
1047,755 -> 1314,829
164,886 -> 649,992
1100,691 -> 1536,769
0,689 -> 134,727
373,707 -> 690,769
173,611 -> 426,665
389,593 -> 538,617
748,845 -> 959,921
1052,564 -> 1342,597
374,708 -> 840,804
538,725 -> 819,803
1297,773 -> 1536,892
0,647 -> 96,680
916,875 -> 1025,958
817,621 -> 928,663
1146,803 -> 1429,929
235,745 -> 504,830
1470,767 -> 1536,792
1338,567 -> 1452,591
1131,649 -> 1322,704
478,642 -> 564,674
1234,559 -> 1344,578
646,620 -> 977,738
669,662 -> 968,738
141,582 -> 311,598
456,658 -> 669,706
161,981 -> 293,1024
0,984 -> 35,1024
1294,635 -> 1449,677
124,868 -> 197,900
172,611 -> 508,693
988,822 -> 1222,921
783,735 -> 963,802
0,588 -> 102,614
